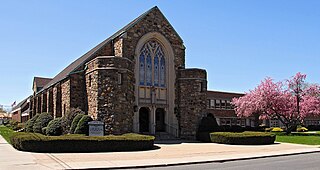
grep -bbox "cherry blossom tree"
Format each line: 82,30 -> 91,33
232,73 -> 320,134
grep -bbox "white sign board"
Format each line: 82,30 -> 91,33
88,121 -> 104,136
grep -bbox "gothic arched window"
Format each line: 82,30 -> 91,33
139,40 -> 165,87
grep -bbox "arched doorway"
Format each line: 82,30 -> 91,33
139,107 -> 150,133
156,108 -> 165,132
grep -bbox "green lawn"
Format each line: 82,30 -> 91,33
0,125 -> 15,143
276,135 -> 320,145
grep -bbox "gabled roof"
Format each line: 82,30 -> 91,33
33,77 -> 52,89
11,95 -> 32,113
40,6 -> 181,93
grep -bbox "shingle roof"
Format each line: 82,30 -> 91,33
40,6 -> 175,93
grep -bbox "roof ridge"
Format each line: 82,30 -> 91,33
38,6 -> 176,94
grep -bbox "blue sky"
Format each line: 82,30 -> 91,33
1,0 -> 320,106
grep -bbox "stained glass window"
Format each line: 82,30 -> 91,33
160,56 -> 165,87
139,54 -> 145,85
139,40 -> 165,87
154,55 -> 159,86
146,54 -> 152,86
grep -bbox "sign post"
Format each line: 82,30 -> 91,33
88,121 -> 104,136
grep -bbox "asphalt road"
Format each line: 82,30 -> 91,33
131,152 -> 320,170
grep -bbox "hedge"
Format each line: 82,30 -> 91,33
10,132 -> 155,153
210,132 -> 276,145
275,132 -> 320,136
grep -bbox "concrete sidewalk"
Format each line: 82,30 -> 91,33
1,136 -> 320,170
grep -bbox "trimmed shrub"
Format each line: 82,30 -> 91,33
210,132 -> 276,145
70,114 -> 85,134
25,114 -> 40,132
307,125 -> 320,131
10,132 -> 155,153
74,115 -> 93,135
296,127 -> 308,132
220,125 -> 244,132
6,120 -> 20,130
33,113 -> 53,134
275,132 -> 320,136
46,118 -> 63,136
61,108 -> 85,134
197,115 -> 219,142
271,127 -> 283,132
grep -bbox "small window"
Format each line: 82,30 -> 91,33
221,100 -> 226,109
210,99 -> 215,108
88,75 -> 92,87
215,100 -> 221,109
118,73 -> 123,85
226,100 -> 231,109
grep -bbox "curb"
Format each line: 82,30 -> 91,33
79,150 -> 320,170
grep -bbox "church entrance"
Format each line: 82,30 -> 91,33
155,108 -> 165,132
139,107 -> 150,133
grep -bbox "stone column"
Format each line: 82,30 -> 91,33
177,68 -> 207,140
53,84 -> 62,118
37,95 -> 41,114
47,88 -> 53,114
41,92 -> 47,113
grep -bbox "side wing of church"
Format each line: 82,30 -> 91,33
30,6 -> 207,139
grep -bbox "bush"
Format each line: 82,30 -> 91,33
210,132 -> 276,145
61,108 -> 85,134
33,113 -> 53,134
74,115 -> 93,135
70,114 -> 85,134
5,120 -> 19,130
307,125 -> 320,131
220,125 -> 244,132
46,118 -> 63,136
296,127 -> 308,132
196,115 -> 219,142
275,132 -> 320,136
25,114 -> 40,132
271,127 -> 283,132
10,132 -> 155,153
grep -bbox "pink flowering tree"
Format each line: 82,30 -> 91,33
232,73 -> 320,134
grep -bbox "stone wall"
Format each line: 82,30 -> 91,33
85,56 -> 135,134
70,72 -> 87,112
177,68 -> 207,139
123,7 -> 185,68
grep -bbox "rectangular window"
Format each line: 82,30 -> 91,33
221,100 -> 226,109
88,75 -> 92,87
226,100 -> 231,109
210,99 -> 215,108
215,100 -> 221,109
118,73 -> 122,85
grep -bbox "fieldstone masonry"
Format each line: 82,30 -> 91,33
30,7 -> 208,139
177,69 -> 207,139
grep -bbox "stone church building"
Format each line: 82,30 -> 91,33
30,6 -> 207,139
